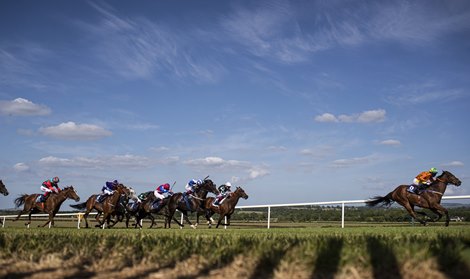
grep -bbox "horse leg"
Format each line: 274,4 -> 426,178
403,203 -> 426,225
40,213 -> 53,228
148,214 -> 156,229
26,211 -> 34,227
428,208 -> 443,222
432,204 -> 449,226
215,215 -> 225,229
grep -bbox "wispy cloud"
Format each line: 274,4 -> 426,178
39,122 -> 112,140
38,154 -> 152,169
82,3 -> 224,83
331,154 -> 379,168
13,162 -> 30,172
387,82 -> 467,105
315,109 -> 386,123
0,98 -> 51,116
441,161 -> 464,167
379,139 -> 401,146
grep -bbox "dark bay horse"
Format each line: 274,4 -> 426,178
70,184 -> 131,228
14,186 -> 80,227
199,186 -> 249,228
167,179 -> 219,229
0,180 -> 8,196
365,171 -> 462,226
128,192 -> 173,229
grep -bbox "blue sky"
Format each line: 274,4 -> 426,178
1,0 -> 469,209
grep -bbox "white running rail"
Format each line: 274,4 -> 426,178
1,195 -> 470,229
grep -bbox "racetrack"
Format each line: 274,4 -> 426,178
1,226 -> 469,279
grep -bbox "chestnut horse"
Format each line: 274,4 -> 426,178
199,186 -> 249,228
366,170 -> 461,226
166,179 -> 219,229
0,180 -> 8,196
70,184 -> 131,228
14,186 -> 80,227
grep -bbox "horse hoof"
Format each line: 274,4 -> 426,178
190,225 -> 196,229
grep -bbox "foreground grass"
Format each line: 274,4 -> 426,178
1,226 -> 469,278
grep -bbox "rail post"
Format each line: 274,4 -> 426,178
341,202 -> 345,228
180,212 -> 184,229
267,206 -> 271,229
77,213 -> 81,229
224,216 -> 227,229
2,216 -> 5,228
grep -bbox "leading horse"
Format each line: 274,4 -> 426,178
14,186 -> 80,227
199,186 -> 249,228
70,184 -> 131,228
365,170 -> 462,226
0,180 -> 8,196
166,178 -> 219,229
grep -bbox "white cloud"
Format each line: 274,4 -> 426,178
315,109 -> 386,123
379,139 -> 401,146
441,161 -> 464,167
38,154 -> 151,169
13,162 -> 30,172
331,154 -> 378,168
248,166 -> 270,179
39,121 -> 112,140
314,113 -> 338,123
0,98 -> 51,116
184,156 -> 248,168
184,156 -> 269,181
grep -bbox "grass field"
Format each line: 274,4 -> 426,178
1,225 -> 469,279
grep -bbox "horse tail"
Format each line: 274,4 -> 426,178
14,194 -> 28,207
365,192 -> 394,207
70,202 -> 87,210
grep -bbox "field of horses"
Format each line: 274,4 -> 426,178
1,225 -> 469,279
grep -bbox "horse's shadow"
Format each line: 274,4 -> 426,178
310,237 -> 344,279
432,235 -> 470,279
366,236 -> 402,279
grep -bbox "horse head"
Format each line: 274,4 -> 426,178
0,180 -> 8,196
200,178 -> 219,195
117,184 -> 132,198
440,170 -> 462,186
235,186 -> 249,200
63,186 -> 80,202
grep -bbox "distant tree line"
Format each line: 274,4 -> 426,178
231,206 -> 470,223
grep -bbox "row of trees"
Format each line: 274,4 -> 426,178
231,205 -> 470,223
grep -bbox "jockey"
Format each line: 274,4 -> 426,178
152,183 -> 173,210
410,167 -> 439,194
185,178 -> 203,194
99,180 -> 119,202
40,176 -> 61,202
213,182 -> 232,206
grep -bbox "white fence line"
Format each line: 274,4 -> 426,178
1,195 -> 470,229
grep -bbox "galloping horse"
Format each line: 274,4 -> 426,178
366,171 -> 462,226
167,179 -> 219,229
70,184 -> 131,228
199,186 -> 249,228
14,186 -> 80,227
128,192 -> 172,229
0,180 -> 9,196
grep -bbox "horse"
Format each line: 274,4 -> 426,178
13,186 -> 80,228
126,192 -> 172,229
365,170 -> 462,226
0,180 -> 8,196
70,184 -> 131,228
199,186 -> 249,228
166,178 -> 219,229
